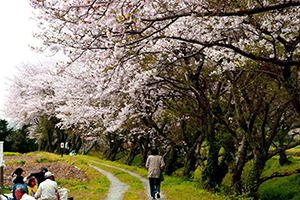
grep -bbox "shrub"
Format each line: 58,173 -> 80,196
16,160 -> 26,165
36,157 -> 50,163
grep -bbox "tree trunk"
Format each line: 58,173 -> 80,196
106,133 -> 124,161
125,142 -> 139,165
231,136 -> 248,195
71,133 -> 82,153
247,153 -> 267,199
164,146 -> 181,176
183,132 -> 205,176
82,139 -> 98,155
279,151 -> 291,166
138,134 -> 150,166
201,128 -> 221,190
183,148 -> 197,177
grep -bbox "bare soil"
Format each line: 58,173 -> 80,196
3,154 -> 90,188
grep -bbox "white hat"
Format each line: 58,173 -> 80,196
44,171 -> 54,179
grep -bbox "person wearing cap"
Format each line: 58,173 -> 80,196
35,172 -> 60,200
15,185 -> 35,200
12,175 -> 28,200
25,167 -> 48,186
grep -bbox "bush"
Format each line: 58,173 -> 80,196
36,157 -> 50,163
16,160 -> 26,165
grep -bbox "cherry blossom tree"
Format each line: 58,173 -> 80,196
4,61 -> 67,152
5,0 -> 300,198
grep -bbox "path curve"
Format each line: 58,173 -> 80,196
89,164 -> 130,200
86,159 -> 165,199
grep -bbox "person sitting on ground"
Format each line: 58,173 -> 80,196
11,168 -> 24,188
15,185 -> 35,200
26,178 -> 37,197
24,167 -> 48,186
35,172 -> 60,200
70,149 -> 76,156
12,175 -> 28,200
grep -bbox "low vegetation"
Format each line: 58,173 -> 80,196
3,151 -> 300,199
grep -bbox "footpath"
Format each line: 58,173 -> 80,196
85,159 -> 165,200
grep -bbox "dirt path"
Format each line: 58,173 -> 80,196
86,159 -> 165,199
4,155 -> 165,199
89,164 -> 130,200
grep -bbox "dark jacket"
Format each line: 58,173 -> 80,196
27,171 -> 46,186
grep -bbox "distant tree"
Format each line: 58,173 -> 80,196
6,124 -> 38,153
0,120 -> 38,153
0,119 -> 14,152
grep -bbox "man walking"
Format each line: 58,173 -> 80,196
35,172 -> 60,200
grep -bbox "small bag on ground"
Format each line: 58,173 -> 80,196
58,188 -> 69,200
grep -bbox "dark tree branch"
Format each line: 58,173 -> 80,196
260,168 -> 300,184
141,1 -> 300,21
157,36 -> 300,66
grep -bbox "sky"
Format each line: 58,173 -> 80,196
0,1 -> 53,120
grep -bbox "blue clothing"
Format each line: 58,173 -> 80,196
149,178 -> 160,198
13,183 -> 28,200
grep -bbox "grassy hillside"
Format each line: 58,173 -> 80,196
258,156 -> 300,200
3,151 -> 300,199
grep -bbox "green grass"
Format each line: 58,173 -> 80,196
163,175 -> 230,200
78,155 -> 229,200
258,156 -> 300,200
16,160 -> 26,165
20,152 -> 110,200
83,158 -> 147,200
35,157 -> 51,163
3,152 -> 23,156
62,157 -> 110,200
10,151 -> 300,199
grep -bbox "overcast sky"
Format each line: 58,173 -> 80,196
0,1 -> 53,120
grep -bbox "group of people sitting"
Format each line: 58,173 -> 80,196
6,167 -> 60,200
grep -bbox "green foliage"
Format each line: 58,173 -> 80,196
80,154 -> 230,199
35,157 -> 50,163
0,119 -> 14,151
163,175 -> 229,200
71,185 -> 88,191
16,160 -> 26,165
258,157 -> 300,200
259,184 -> 297,200
201,137 -> 222,190
113,171 -> 126,176
2,123 -> 38,153
193,166 -> 203,184
1,186 -> 11,194
89,162 -> 147,199
3,152 -> 23,156
131,154 -> 141,166
4,161 -> 13,165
